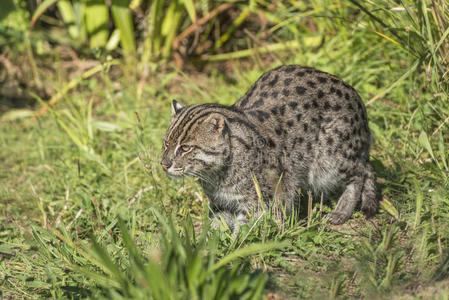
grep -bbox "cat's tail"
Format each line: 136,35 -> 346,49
360,162 -> 380,217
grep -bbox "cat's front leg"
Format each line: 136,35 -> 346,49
209,209 -> 248,232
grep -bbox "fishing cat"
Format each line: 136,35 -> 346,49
161,65 -> 379,231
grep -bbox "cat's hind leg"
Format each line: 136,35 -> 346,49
328,174 -> 364,224
361,162 -> 379,217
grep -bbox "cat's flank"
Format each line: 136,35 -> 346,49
161,65 -> 379,231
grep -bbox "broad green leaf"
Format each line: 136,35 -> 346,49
161,2 -> 183,58
111,0 -> 136,54
0,109 -> 34,121
106,28 -> 121,51
85,0 -> 109,48
57,0 -> 79,39
161,1 -> 177,37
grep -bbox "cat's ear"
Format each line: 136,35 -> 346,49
171,99 -> 183,116
204,113 -> 226,135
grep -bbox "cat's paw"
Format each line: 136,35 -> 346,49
327,211 -> 350,225
361,202 -> 378,217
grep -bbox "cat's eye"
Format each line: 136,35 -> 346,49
181,145 -> 192,152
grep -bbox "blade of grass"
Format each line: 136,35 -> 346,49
106,28 -> 121,51
57,0 -> 79,40
181,0 -> 196,24
437,132 -> 448,171
111,0 -> 136,55
348,0 -> 416,55
209,241 -> 288,273
214,3 -> 252,50
419,130 -> 445,176
161,1 -> 183,58
30,0 -> 58,27
366,58 -> 420,105
413,179 -> 423,229
85,0 -> 109,48
146,0 -> 164,57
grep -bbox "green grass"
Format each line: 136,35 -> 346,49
1,0 -> 449,298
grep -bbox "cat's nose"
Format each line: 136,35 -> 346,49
161,161 -> 171,171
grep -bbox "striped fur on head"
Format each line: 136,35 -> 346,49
161,101 -> 231,178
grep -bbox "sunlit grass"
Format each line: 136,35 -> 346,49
1,0 -> 449,299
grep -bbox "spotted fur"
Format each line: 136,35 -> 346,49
161,65 -> 380,230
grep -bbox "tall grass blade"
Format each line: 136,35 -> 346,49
106,28 -> 121,51
72,1 -> 87,42
372,30 -> 401,47
161,1 -> 183,58
209,241 -> 288,273
111,0 -> 136,54
367,59 -> 420,105
419,130 -> 444,175
57,0 -> 79,40
413,178 -> 423,229
85,0 -> 109,48
215,5 -> 251,50
181,0 -> 196,23
90,238 -> 127,285
438,132 -> 448,172
30,0 -> 58,27
146,0 -> 164,57
117,218 -> 144,268
433,25 -> 449,57
380,198 -> 399,220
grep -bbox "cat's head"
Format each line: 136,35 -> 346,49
160,100 -> 231,178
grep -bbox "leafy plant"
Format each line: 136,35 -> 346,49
354,224 -> 406,294
30,0 -> 136,53
30,210 -> 286,298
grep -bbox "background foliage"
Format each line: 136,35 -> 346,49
1,0 -> 448,298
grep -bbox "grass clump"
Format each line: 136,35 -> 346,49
29,211 -> 285,299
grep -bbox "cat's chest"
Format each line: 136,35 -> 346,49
213,188 -> 244,202
207,185 -> 246,211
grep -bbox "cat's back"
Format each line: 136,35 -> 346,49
232,65 -> 371,189
234,65 -> 363,115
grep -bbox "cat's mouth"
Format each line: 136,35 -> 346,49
165,167 -> 185,178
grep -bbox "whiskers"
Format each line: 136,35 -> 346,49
186,170 -> 215,186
